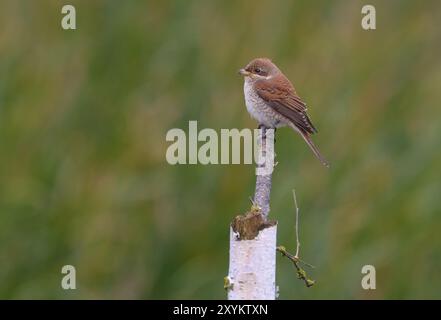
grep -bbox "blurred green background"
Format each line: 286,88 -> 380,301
0,0 -> 440,299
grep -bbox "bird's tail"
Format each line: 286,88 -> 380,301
300,133 -> 330,168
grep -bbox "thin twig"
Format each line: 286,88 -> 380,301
276,246 -> 315,287
276,189 -> 316,287
292,189 -> 300,259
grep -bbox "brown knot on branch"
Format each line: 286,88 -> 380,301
231,205 -> 276,241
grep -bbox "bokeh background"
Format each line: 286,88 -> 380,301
0,0 -> 440,299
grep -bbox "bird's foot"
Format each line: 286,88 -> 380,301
257,125 -> 277,143
258,124 -> 267,140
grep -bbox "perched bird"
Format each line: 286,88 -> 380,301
239,58 -> 329,167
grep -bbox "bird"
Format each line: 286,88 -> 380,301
238,58 -> 329,167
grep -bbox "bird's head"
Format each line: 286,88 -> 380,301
238,58 -> 279,81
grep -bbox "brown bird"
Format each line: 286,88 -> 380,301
239,58 -> 329,167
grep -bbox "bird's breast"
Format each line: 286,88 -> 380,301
243,79 -> 285,128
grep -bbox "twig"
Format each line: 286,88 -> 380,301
276,246 -> 315,287
292,189 -> 300,259
276,189 -> 315,287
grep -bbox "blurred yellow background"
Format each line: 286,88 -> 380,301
0,0 -> 440,299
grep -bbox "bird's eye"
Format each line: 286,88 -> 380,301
254,68 -> 261,74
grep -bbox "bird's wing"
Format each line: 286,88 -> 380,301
255,78 -> 317,134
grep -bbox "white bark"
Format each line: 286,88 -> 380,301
227,224 -> 277,300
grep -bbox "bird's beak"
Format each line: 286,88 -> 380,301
238,68 -> 250,76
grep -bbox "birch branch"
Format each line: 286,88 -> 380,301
253,127 -> 275,220
227,126 -> 277,300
